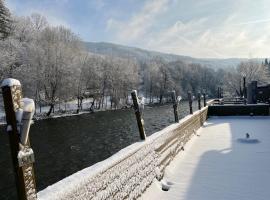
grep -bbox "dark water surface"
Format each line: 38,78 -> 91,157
0,101 -> 197,199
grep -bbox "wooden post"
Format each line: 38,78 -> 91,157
188,91 -> 193,114
171,90 -> 179,123
131,90 -> 146,140
198,92 -> 201,110
203,93 -> 206,107
217,87 -> 220,98
1,79 -> 37,200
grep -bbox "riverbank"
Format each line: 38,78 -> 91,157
33,106 -> 132,120
0,98 -> 182,125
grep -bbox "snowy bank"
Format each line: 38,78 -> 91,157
37,106 -> 209,200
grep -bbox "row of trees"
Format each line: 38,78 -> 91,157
222,60 -> 270,97
1,0 -> 270,116
0,7 -> 140,115
141,59 -> 222,103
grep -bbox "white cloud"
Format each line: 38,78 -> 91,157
145,19 -> 223,58
107,0 -> 171,42
232,18 -> 270,26
29,9 -> 71,28
148,17 -> 270,58
106,0 -> 270,58
8,0 -> 270,58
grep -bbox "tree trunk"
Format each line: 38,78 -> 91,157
159,94 -> 163,104
47,104 -> 54,116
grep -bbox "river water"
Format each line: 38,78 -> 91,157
0,101 -> 198,199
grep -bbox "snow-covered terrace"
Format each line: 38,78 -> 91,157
141,116 -> 270,200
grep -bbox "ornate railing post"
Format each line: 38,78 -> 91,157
131,90 -> 146,140
171,90 -> 179,123
1,78 -> 37,200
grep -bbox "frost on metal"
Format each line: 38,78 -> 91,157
38,107 -> 209,200
1,78 -> 21,87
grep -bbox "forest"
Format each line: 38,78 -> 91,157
1,1 -> 270,116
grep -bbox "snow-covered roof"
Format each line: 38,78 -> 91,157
141,116 -> 270,200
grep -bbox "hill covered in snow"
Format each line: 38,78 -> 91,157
84,42 -> 249,69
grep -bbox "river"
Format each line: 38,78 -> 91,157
0,101 -> 198,200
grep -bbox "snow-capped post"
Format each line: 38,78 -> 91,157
1,78 -> 37,200
203,93 -> 206,107
188,91 -> 193,114
171,90 -> 179,123
198,92 -> 201,110
131,90 -> 146,140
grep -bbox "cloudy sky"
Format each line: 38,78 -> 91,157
6,0 -> 270,58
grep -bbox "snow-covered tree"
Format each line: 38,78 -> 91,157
0,0 -> 12,39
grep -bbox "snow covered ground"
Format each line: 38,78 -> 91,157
140,116 -> 270,200
0,96 -> 162,124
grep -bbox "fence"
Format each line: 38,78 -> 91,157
37,106 -> 209,200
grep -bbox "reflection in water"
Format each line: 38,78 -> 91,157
0,101 -> 196,200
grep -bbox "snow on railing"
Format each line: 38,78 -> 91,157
38,106 -> 209,200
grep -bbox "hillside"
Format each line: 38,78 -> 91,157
84,42 -> 247,69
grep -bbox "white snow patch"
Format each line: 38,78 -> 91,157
1,78 -> 21,87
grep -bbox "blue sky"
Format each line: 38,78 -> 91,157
6,0 -> 270,58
